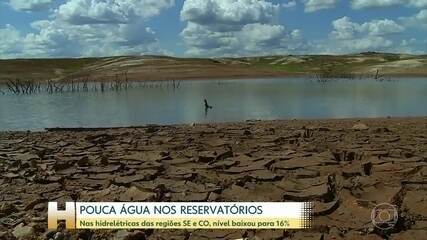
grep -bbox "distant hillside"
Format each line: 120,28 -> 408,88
1,53 -> 426,83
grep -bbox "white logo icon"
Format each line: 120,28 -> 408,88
371,203 -> 399,230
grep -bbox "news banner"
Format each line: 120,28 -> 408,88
48,202 -> 313,230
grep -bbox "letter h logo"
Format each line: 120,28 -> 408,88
48,202 -> 76,229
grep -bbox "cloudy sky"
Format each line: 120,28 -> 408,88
0,0 -> 426,58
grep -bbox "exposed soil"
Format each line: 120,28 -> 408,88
1,53 -> 426,83
0,118 -> 426,239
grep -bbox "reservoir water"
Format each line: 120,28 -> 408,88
0,78 -> 426,131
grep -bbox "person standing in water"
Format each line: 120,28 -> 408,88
204,99 -> 212,109
204,99 -> 212,118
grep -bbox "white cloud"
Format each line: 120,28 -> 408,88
8,0 -> 52,11
56,0 -> 175,25
282,1 -> 297,9
323,17 -> 405,53
334,36 -> 393,52
410,0 -> 427,7
182,23 -> 309,56
0,21 -> 163,58
0,25 -> 24,58
181,0 -> 280,26
303,0 -> 338,13
29,19 -> 161,57
0,0 -> 173,58
180,0 -> 310,56
401,9 -> 427,29
351,0 -> 427,9
238,23 -> 295,50
383,38 -> 423,54
398,42 -> 423,54
314,37 -> 395,54
331,17 -> 404,39
363,19 -> 405,35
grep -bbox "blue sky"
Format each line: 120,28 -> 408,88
0,0 -> 426,58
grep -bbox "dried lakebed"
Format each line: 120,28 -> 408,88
0,118 -> 426,239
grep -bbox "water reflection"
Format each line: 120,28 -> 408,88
0,78 -> 426,131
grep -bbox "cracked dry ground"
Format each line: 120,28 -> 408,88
0,118 -> 426,240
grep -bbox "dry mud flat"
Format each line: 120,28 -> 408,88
0,118 -> 426,240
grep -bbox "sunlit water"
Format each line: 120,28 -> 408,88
0,78 -> 426,131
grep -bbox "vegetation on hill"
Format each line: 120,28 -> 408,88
0,53 -> 426,83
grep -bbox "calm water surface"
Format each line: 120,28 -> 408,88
0,78 -> 426,131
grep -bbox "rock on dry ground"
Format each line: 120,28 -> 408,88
0,118 -> 426,240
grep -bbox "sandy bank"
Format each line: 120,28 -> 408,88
2,54 -> 427,83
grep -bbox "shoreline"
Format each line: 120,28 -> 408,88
1,72 -> 426,86
1,116 -> 427,133
0,117 -> 426,239
128,72 -> 427,81
137,73 -> 427,82
1,74 -> 426,93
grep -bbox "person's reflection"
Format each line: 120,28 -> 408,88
204,99 -> 213,117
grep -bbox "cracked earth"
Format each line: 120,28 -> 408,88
0,118 -> 426,239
